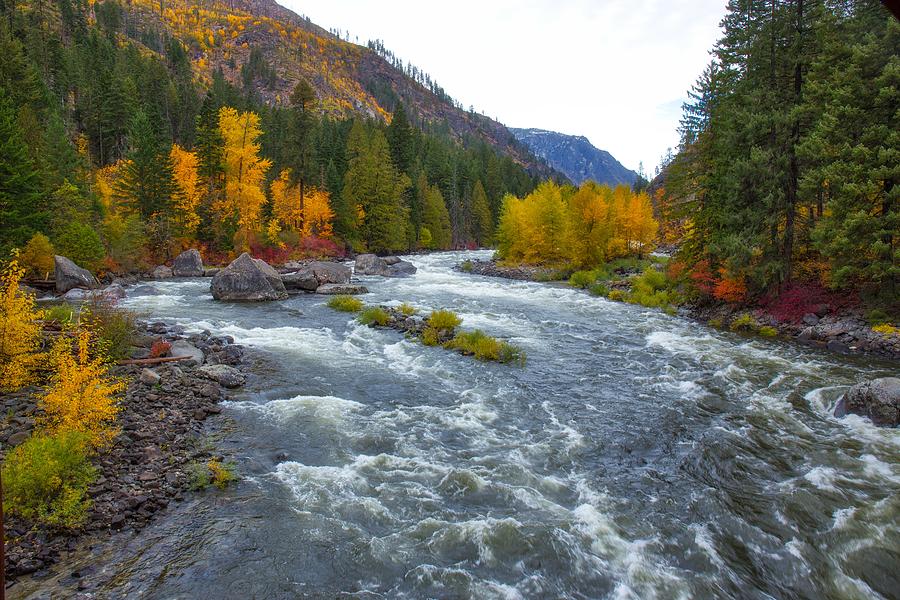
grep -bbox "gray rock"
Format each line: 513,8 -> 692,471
172,249 -> 204,277
198,364 -> 245,388
211,253 -> 288,301
826,340 -> 851,354
282,261 -> 351,291
151,265 -> 174,279
170,340 -> 204,365
203,268 -> 220,278
18,284 -> 40,298
7,431 -> 29,446
802,313 -> 819,326
834,377 -> 900,427
140,369 -> 161,385
354,254 -> 417,277
315,283 -> 369,295
54,255 -> 98,293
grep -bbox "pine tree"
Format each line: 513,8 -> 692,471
471,179 -> 493,246
421,183 -> 452,249
115,111 -> 176,221
0,89 -> 45,250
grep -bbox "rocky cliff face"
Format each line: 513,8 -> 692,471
510,128 -> 636,186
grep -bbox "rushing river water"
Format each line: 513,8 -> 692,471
23,251 -> 900,599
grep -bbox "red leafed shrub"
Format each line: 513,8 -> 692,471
298,236 -> 343,258
149,339 -> 171,358
689,260 -> 717,297
667,260 -> 687,282
713,269 -> 748,303
249,242 -> 292,266
761,282 -> 857,324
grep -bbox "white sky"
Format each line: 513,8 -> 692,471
277,0 -> 725,174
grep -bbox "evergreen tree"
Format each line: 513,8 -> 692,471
115,110 -> 176,220
0,90 -> 45,249
471,179 -> 493,246
421,183 -> 452,249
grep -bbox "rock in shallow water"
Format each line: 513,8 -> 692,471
354,254 -> 416,277
172,249 -> 204,277
54,255 -> 98,293
315,283 -> 369,295
834,377 -> 900,427
211,253 -> 288,301
198,364 -> 245,388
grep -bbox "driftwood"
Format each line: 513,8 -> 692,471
116,355 -> 193,366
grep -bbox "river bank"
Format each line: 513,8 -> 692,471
456,258 -> 900,362
0,322 -> 246,586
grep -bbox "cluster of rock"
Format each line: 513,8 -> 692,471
210,253 -> 288,301
354,254 -> 416,278
795,314 -> 900,359
834,377 -> 900,427
1,323 -> 246,578
454,258 -> 556,281
280,260 -> 367,295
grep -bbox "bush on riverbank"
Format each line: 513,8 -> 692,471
327,295 -> 363,312
359,307 -> 390,326
2,431 -> 96,528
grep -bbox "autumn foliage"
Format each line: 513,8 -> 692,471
496,181 -> 658,267
0,258 -> 44,390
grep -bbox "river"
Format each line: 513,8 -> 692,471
25,250 -> 900,599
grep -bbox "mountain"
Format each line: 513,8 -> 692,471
121,0 -> 556,178
510,128 -> 636,187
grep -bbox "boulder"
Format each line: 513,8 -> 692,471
210,253 -> 288,301
203,268 -> 220,278
54,255 -> 98,293
151,265 -> 174,279
6,431 -> 29,446
140,369 -> 161,385
282,261 -> 351,291
169,340 -> 204,365
834,377 -> 900,427
198,364 -> 245,388
354,254 -> 417,278
172,249 -> 204,277
315,283 -> 369,295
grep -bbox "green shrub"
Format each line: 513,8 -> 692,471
758,326 -> 778,337
460,260 -> 473,273
421,327 -> 441,346
327,295 -> 363,312
608,289 -> 625,302
729,313 -> 757,332
708,317 -> 724,329
54,222 -> 105,273
187,461 -> 211,491
445,329 -> 526,365
398,303 -> 417,316
427,309 -> 462,331
45,304 -> 75,324
624,267 -> 679,310
589,283 -> 610,297
866,309 -> 890,326
2,432 -> 96,529
359,306 -> 390,326
569,270 -> 596,289
81,297 -> 137,361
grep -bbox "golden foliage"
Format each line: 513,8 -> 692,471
38,330 -> 124,449
302,188 -> 334,238
218,107 -> 271,245
270,169 -> 335,238
270,169 -> 302,230
19,233 -> 56,279
0,258 -> 44,390
170,144 -> 202,237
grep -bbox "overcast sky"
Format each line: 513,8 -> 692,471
277,0 -> 725,174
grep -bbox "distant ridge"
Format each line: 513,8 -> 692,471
510,128 -> 637,187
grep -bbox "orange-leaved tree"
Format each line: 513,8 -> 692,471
301,188 -> 334,238
0,257 -> 45,390
38,329 -> 124,449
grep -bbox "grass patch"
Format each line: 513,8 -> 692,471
608,289 -> 625,302
358,306 -> 390,326
460,260 -> 473,273
421,327 -> 441,346
398,303 -> 417,316
327,295 -> 363,312
2,431 -> 95,529
187,461 -> 211,491
569,270 -> 598,289
81,297 -> 137,361
588,283 -> 610,297
758,326 -> 778,337
208,460 -> 239,489
873,323 -> 900,337
445,330 -> 526,365
708,317 -> 724,329
729,313 -> 757,332
45,304 -> 75,324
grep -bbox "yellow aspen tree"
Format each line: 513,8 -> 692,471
38,330 -> 124,449
270,169 -> 302,230
301,188 -> 335,238
630,191 -> 659,257
0,258 -> 44,390
170,144 -> 202,239
218,107 -> 271,247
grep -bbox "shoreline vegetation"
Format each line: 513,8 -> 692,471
0,259 -> 244,582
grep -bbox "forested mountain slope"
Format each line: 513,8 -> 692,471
510,128 -> 636,187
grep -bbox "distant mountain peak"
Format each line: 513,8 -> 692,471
510,128 -> 636,187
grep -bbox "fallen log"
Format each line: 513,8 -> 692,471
117,355 -> 193,366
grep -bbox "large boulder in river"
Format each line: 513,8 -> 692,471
151,265 -> 173,279
172,249 -> 204,277
211,253 -> 288,301
281,261 -> 351,291
354,254 -> 417,278
834,377 -> 900,427
54,255 -> 98,293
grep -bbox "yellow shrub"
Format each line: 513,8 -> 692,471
38,331 -> 124,449
873,323 -> 900,337
0,258 -> 45,390
19,233 -> 55,279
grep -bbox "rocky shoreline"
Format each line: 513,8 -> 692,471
456,258 -> 900,362
0,322 -> 247,583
